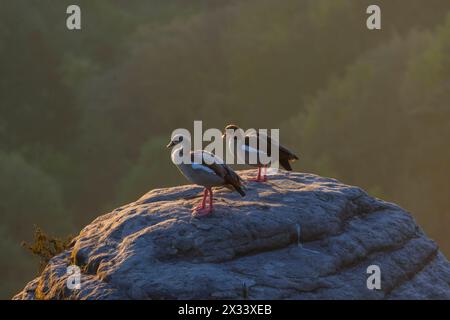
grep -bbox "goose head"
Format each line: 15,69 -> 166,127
222,124 -> 241,139
166,134 -> 186,148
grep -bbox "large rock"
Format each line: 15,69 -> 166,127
14,170 -> 450,299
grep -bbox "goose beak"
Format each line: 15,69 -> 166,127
222,130 -> 230,139
166,141 -> 175,148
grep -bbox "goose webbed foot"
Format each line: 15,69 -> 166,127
192,207 -> 213,217
192,203 -> 206,211
192,188 -> 213,217
248,166 -> 267,182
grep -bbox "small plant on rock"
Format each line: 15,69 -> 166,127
22,226 -> 73,272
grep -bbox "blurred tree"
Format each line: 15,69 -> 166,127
0,152 -> 72,239
0,226 -> 38,299
0,152 -> 73,298
1,0 -> 450,299
284,14 -> 450,254
115,136 -> 184,205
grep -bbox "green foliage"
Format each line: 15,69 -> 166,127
0,152 -> 72,237
0,226 -> 37,299
285,20 -> 450,255
0,152 -> 73,298
116,136 -> 183,204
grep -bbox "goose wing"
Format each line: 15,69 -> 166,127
246,132 -> 299,161
191,151 -> 245,196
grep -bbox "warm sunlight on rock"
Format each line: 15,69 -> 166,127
14,170 -> 450,300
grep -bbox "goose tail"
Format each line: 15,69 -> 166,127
235,185 -> 246,197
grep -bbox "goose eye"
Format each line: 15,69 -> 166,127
179,136 -> 183,142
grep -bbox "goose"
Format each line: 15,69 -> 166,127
223,124 -> 299,182
167,134 -> 245,217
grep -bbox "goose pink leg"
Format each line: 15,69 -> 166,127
192,188 -> 213,217
193,189 -> 208,211
249,166 -> 267,182
262,165 -> 268,182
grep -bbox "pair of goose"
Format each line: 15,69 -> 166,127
166,124 -> 299,217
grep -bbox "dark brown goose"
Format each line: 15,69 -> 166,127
223,124 -> 299,182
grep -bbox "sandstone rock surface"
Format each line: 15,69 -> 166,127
14,170 -> 450,299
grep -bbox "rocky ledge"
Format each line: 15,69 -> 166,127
14,170 -> 450,299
